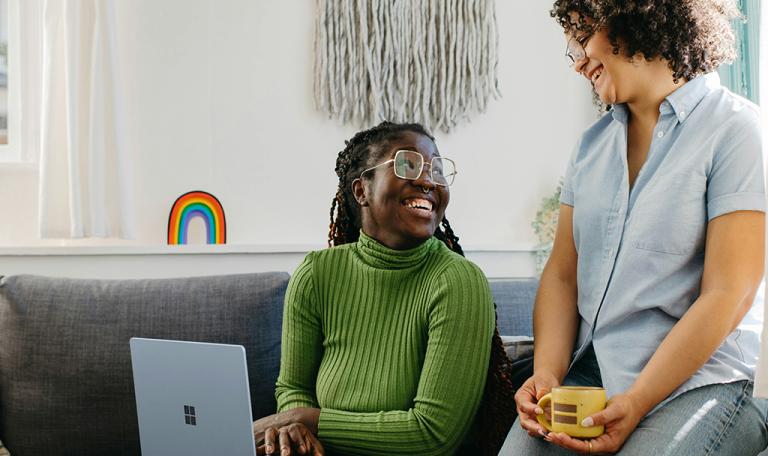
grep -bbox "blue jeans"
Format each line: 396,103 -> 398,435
499,349 -> 768,455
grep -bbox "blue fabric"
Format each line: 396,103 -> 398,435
502,376 -> 768,455
560,72 -> 765,407
490,278 -> 537,337
503,348 -> 768,454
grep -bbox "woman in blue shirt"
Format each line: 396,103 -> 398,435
502,1 -> 767,454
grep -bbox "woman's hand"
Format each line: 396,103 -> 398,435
256,422 -> 324,456
253,408 -> 322,455
514,371 -> 560,437
543,393 -> 644,454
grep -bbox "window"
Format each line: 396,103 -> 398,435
0,0 -> 20,162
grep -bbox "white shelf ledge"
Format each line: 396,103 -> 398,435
0,242 -> 538,257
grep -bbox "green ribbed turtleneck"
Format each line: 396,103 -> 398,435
275,231 -> 494,455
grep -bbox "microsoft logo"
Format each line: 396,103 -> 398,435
184,405 -> 197,426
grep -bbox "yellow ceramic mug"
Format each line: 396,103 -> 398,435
536,386 -> 606,438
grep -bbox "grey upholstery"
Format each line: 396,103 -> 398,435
491,278 -> 537,337
0,273 -> 537,456
0,273 -> 289,456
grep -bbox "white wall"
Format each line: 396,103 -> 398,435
0,1 -> 595,277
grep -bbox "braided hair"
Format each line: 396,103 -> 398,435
328,121 -> 517,454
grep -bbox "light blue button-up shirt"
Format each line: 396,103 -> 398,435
561,73 -> 765,407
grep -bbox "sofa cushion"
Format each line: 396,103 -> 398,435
0,273 -> 289,456
490,278 -> 538,337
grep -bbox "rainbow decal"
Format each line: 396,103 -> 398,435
167,191 -> 226,244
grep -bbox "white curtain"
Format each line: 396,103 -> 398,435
754,0 -> 768,397
23,0 -> 135,239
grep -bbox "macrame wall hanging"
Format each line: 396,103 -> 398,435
314,0 -> 500,133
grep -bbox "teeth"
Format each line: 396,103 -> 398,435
591,67 -> 602,83
404,198 -> 433,211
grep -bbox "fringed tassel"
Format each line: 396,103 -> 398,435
314,0 -> 500,133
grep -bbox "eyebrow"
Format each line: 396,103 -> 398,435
394,147 -> 441,156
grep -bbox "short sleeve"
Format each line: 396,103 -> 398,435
560,140 -> 581,207
707,114 -> 765,221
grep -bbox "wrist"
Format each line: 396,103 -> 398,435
625,384 -> 656,417
532,362 -> 567,384
290,407 -> 321,434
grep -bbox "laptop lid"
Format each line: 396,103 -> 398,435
130,338 -> 257,456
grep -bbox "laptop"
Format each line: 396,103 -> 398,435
130,338 -> 257,456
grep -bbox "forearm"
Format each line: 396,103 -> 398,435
318,407 -> 462,455
275,383 -> 319,410
533,264 -> 579,382
626,289 -> 754,416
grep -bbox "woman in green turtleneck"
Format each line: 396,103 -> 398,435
252,122 -> 517,456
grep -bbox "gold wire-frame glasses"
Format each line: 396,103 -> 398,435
360,149 -> 457,187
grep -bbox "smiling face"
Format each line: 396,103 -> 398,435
570,27 -> 634,105
569,22 -> 682,108
565,9 -> 660,107
353,131 -> 449,250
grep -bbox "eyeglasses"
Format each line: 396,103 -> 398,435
565,34 -> 591,67
360,149 -> 457,187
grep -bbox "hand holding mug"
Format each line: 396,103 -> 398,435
544,392 -> 646,454
514,371 -> 560,437
536,386 -> 606,438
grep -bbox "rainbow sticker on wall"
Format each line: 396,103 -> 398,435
167,191 -> 226,245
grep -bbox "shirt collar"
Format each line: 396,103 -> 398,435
610,72 -> 719,124
664,72 -> 719,123
611,104 -> 629,124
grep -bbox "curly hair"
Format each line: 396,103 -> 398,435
329,121 -> 517,454
551,0 -> 741,82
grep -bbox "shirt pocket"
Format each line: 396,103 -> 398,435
631,173 -> 708,255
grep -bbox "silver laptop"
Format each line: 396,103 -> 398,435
130,338 -> 257,456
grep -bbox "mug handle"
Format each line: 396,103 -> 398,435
536,393 -> 553,432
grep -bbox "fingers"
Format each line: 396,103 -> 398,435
516,401 -> 547,437
515,384 -> 544,418
519,414 -> 548,437
306,432 -> 325,456
583,401 -> 623,427
258,420 -> 323,456
516,394 -> 544,416
288,424 -> 309,455
544,432 -> 592,454
547,432 -> 618,454
279,427 -> 292,456
263,427 -> 278,455
515,384 -> 548,437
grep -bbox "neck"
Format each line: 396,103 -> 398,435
360,228 -> 429,251
626,62 -> 685,126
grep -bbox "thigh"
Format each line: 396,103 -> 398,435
498,417 -> 576,456
618,381 -> 768,456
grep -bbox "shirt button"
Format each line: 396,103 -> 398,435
657,131 -> 665,138
680,111 -> 686,118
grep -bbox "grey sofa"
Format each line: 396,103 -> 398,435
0,273 -> 537,456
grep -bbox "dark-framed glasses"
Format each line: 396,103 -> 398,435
360,149 -> 457,187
